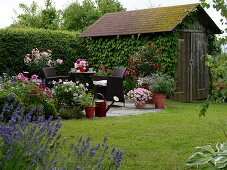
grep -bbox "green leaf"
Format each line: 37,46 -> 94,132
196,145 -> 216,155
186,152 -> 213,166
216,142 -> 227,152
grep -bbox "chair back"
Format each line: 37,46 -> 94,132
111,68 -> 126,78
42,67 -> 57,78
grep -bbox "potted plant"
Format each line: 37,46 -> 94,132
137,76 -> 154,103
74,59 -> 88,72
126,88 -> 151,109
80,93 -> 95,118
149,73 -> 176,109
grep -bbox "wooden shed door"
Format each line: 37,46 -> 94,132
174,31 -> 208,102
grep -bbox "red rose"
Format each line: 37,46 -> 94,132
147,41 -> 152,45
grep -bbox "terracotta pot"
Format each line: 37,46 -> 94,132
141,86 -> 149,90
85,106 -> 95,118
153,93 -> 166,109
135,103 -> 146,109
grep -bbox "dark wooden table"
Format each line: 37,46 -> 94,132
69,71 -> 96,88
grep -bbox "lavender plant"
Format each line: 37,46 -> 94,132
0,94 -> 123,169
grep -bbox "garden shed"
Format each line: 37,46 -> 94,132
79,3 -> 221,102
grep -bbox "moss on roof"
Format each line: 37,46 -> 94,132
79,3 -> 220,37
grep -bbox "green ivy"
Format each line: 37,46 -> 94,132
83,31 -> 179,77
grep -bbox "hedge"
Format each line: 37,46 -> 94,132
0,28 -> 179,78
0,28 -> 87,76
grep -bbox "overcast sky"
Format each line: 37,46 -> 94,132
0,0 -> 225,32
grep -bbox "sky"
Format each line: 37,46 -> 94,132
0,0 -> 225,33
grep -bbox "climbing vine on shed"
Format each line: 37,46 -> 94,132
82,31 -> 179,77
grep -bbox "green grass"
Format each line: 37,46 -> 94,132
60,100 -> 227,169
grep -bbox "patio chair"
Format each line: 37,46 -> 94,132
42,67 -> 70,88
93,68 -> 126,106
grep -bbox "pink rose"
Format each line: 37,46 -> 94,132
56,59 -> 63,64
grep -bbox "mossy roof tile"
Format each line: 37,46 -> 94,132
79,3 -> 220,37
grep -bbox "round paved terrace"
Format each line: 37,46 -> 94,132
90,101 -> 160,117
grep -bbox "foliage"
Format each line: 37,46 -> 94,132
24,48 -> 63,77
0,28 -> 84,76
95,64 -> 112,76
12,0 -> 62,30
0,93 -> 22,121
128,41 -> 163,77
123,72 -> 137,93
84,32 -> 179,77
186,142 -> 227,169
199,0 -> 226,44
63,0 -> 98,31
52,80 -> 89,110
149,73 -> 176,94
126,88 -> 151,105
0,73 -> 56,118
0,97 -> 123,169
137,76 -> 153,86
59,106 -> 84,119
79,93 -> 95,107
63,0 -> 126,31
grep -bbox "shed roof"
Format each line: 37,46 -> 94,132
79,3 -> 221,37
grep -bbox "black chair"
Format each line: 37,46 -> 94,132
93,68 -> 126,105
42,67 -> 70,87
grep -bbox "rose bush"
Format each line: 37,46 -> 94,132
128,41 -> 163,77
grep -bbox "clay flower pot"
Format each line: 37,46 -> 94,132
153,93 -> 166,109
135,103 -> 146,109
84,106 -> 95,118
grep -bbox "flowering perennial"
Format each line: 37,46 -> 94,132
128,41 -> 163,77
127,88 -> 152,105
0,95 -> 123,169
24,48 -> 63,76
74,59 -> 88,72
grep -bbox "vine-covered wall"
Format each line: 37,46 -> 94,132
83,31 -> 179,77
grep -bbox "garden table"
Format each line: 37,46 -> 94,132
69,71 -> 96,88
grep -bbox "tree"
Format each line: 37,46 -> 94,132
62,0 -> 126,31
12,0 -> 61,30
96,0 -> 126,16
63,0 -> 98,31
200,0 -> 226,44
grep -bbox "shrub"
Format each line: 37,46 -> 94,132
0,28 -> 86,76
186,142 -> 227,169
24,102 -> 57,119
0,93 -> 22,121
128,42 -> 163,77
59,106 -> 84,119
52,80 -> 89,110
0,96 -> 123,169
24,48 -> 64,78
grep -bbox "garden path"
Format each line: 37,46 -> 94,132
94,101 -> 160,117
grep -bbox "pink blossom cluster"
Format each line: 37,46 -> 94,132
17,73 -> 41,84
75,59 -> 88,69
24,48 -> 63,67
127,88 -> 152,105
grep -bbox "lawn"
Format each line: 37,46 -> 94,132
60,100 -> 227,169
